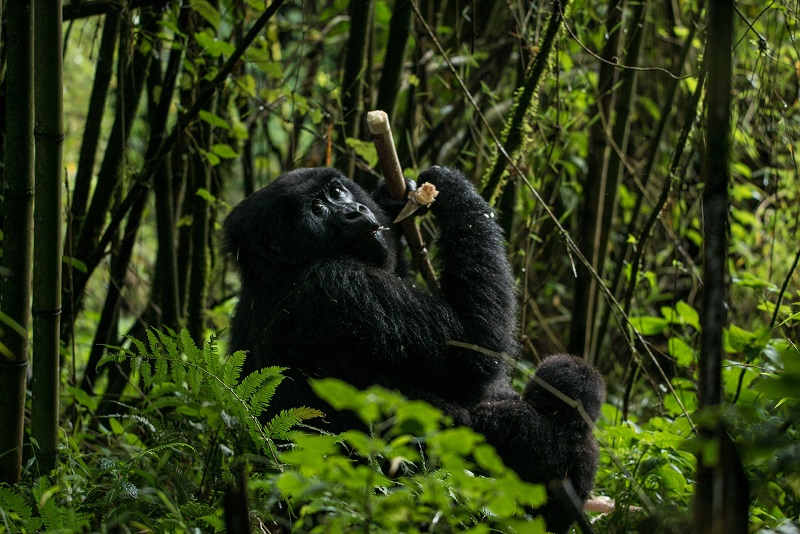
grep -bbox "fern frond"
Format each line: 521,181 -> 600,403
130,441 -> 197,462
97,345 -> 130,370
140,352 -> 153,387
246,373 -> 286,418
180,328 -> 201,362
155,354 -> 169,384
146,329 -> 161,357
265,407 -> 325,441
223,349 -> 246,387
236,364 -> 285,397
157,328 -> 180,360
203,337 -> 220,377
130,335 -> 149,359
34,477 -> 91,531
0,486 -> 33,519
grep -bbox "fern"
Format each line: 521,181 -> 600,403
32,477 -> 91,532
239,366 -> 286,416
224,349 -> 246,387
265,407 -> 326,441
99,327 -> 323,455
0,486 -> 40,530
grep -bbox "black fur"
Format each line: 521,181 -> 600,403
223,166 -> 605,533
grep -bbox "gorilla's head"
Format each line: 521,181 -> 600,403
223,168 -> 396,280
524,354 -> 606,425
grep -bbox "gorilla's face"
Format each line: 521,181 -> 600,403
224,168 -> 393,274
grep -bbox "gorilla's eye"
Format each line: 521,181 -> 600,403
311,200 -> 325,216
329,183 -> 344,199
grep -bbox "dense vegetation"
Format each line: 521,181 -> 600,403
0,0 -> 798,531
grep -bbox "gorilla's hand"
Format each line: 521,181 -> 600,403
372,178 -> 418,221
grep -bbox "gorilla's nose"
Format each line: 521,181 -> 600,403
339,203 -> 377,226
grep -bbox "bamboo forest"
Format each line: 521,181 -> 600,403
0,0 -> 799,532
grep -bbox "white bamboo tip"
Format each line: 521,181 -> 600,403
366,110 -> 391,134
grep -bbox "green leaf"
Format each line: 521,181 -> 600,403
211,143 -> 239,159
724,324 -> 757,353
732,272 -> 777,290
223,350 -> 245,387
190,0 -> 220,30
311,378 -> 362,411
758,352 -> 800,400
473,444 -> 506,474
63,255 -> 88,273
629,316 -> 669,336
669,337 -> 695,367
0,486 -> 33,520
245,47 -> 283,77
201,148 -> 221,166
109,417 -> 125,435
675,301 -> 700,330
67,386 -> 99,412
194,30 -> 235,57
198,109 -> 231,130
196,187 -> 217,202
243,371 -> 284,416
0,310 -> 27,338
265,407 -> 324,441
345,137 -> 378,168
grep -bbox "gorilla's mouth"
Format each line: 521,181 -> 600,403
358,224 -> 388,243
349,225 -> 390,265
370,225 -> 390,237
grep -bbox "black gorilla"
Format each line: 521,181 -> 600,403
223,166 -> 605,533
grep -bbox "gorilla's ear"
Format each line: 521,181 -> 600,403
221,206 -> 247,259
222,199 -> 282,270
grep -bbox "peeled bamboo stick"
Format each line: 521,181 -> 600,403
366,110 -> 440,292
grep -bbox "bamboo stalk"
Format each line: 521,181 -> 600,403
367,110 -> 440,292
32,0 -> 65,475
0,0 -> 34,484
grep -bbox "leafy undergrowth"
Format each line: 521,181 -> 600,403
1,328 -> 798,532
0,330 -> 546,533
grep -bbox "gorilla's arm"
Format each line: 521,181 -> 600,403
418,166 -> 518,355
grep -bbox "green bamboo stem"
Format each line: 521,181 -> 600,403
336,0 -> 373,178
375,0 -> 412,118
32,0 -> 65,475
695,0 -> 745,531
0,0 -> 34,484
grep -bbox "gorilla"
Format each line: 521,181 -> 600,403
223,166 -> 605,533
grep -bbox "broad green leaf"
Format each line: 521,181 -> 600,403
669,337 -> 695,367
63,255 -> 88,273
190,0 -> 220,30
211,143 -> 239,159
194,31 -> 235,57
202,149 -> 221,166
245,47 -> 283,77
675,301 -> 700,330
345,137 -> 378,168
196,187 -> 216,202
198,109 -> 231,130
732,272 -> 777,290
629,316 -> 669,336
